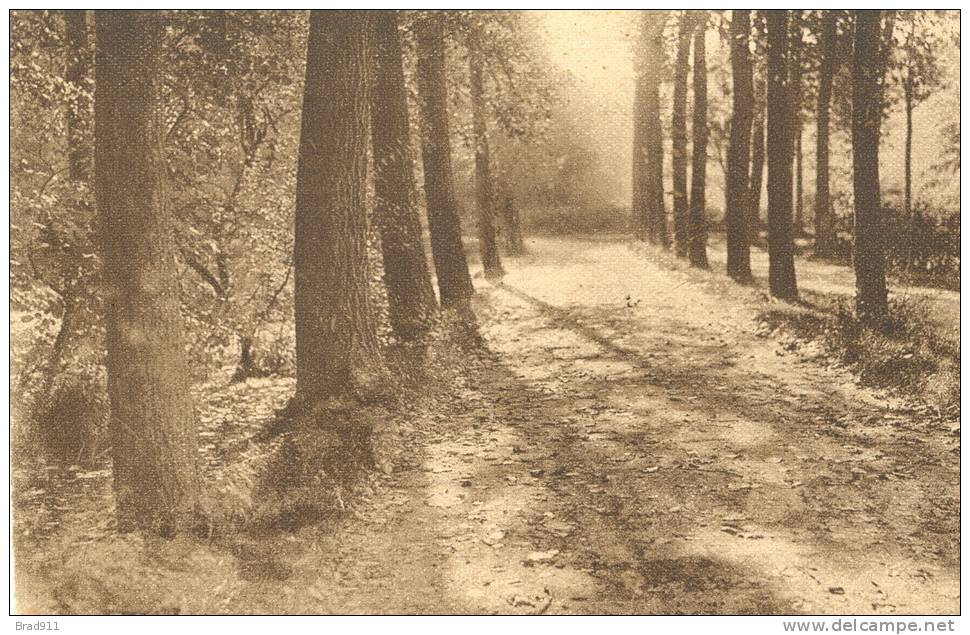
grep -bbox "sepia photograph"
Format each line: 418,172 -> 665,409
8,5 -> 961,624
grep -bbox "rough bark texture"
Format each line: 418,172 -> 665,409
638,11 -> 669,247
852,10 -> 889,323
687,16 -> 709,269
671,12 -> 693,258
468,27 -> 505,280
370,10 -> 438,342
725,9 -> 753,280
814,10 -> 838,256
415,13 -> 475,307
294,11 -> 385,404
765,10 -> 798,299
94,10 -> 201,535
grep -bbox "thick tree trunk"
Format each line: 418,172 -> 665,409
725,10 -> 753,280
852,10 -> 889,323
639,11 -> 669,247
814,10 -> 837,257
749,72 -> 766,244
414,12 -> 475,307
468,28 -> 505,280
95,10 -> 201,535
688,16 -> 709,269
370,10 -> 438,342
765,10 -> 798,299
671,12 -> 692,258
294,11 -> 385,404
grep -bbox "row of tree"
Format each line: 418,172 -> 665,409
29,10 -> 545,535
629,9 -> 952,322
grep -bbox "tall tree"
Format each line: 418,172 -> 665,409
788,11 -> 805,236
468,23 -> 505,279
670,11 -> 693,258
370,10 -> 438,342
414,12 -> 476,307
687,14 -> 709,268
852,10 -> 889,322
765,10 -> 798,299
637,11 -> 669,247
748,12 -> 767,243
814,10 -> 838,256
631,62 -> 647,240
95,10 -> 201,534
294,11 -> 385,404
725,9 -> 753,280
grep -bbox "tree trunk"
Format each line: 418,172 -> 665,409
852,10 -> 889,323
765,10 -> 798,299
639,11 -> 669,247
370,10 -> 437,342
671,12 -> 692,258
631,65 -> 647,240
414,12 -> 475,307
795,126 -> 804,234
749,71 -> 766,244
498,172 -> 525,255
94,10 -> 201,535
688,15 -> 709,268
904,69 -> 913,219
725,9 -> 753,280
788,10 -> 804,238
814,10 -> 837,257
294,11 -> 385,404
468,27 -> 504,280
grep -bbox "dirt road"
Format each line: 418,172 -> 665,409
221,236 -> 957,614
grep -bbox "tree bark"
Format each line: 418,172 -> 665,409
795,126 -> 804,234
725,9 -> 753,280
765,10 -> 798,299
294,11 -> 385,404
468,26 -> 505,280
852,10 -> 889,323
638,11 -> 669,247
688,15 -> 709,268
814,10 -> 837,256
631,64 -> 647,240
414,12 -> 475,307
498,171 -> 525,255
94,10 -> 201,535
370,10 -> 438,342
749,70 -> 766,244
788,11 -> 804,238
671,12 -> 693,258
904,68 -> 913,219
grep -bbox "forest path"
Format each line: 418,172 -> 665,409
229,236 -> 958,615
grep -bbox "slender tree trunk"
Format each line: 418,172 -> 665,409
765,10 -> 798,299
631,68 -> 647,240
498,172 -> 525,255
671,12 -> 692,258
814,10 -> 837,256
852,10 -> 889,323
414,12 -> 475,307
468,27 -> 504,279
639,11 -> 669,247
370,10 -> 437,342
795,126 -> 804,234
95,10 -> 201,535
294,11 -> 385,404
749,71 -> 766,244
688,15 -> 709,268
904,71 -> 914,219
725,9 -> 753,280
